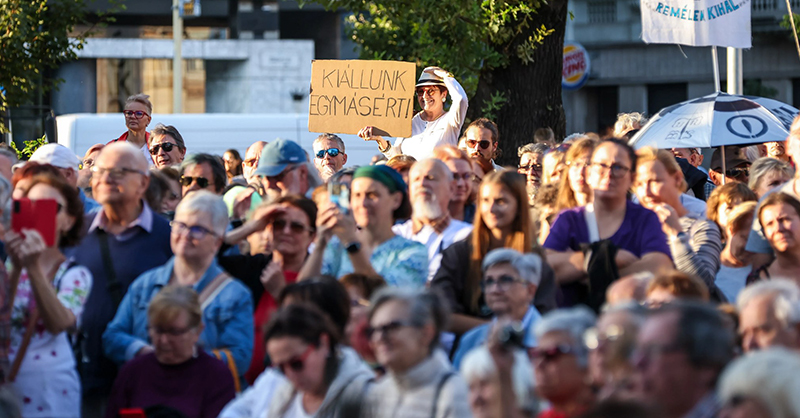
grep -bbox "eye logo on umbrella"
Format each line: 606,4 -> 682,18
726,115 -> 768,139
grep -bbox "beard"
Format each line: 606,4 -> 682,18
412,190 -> 443,220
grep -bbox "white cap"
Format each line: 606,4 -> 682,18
29,144 -> 81,170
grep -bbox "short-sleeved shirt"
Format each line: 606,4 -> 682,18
322,235 -> 429,288
543,200 -> 671,259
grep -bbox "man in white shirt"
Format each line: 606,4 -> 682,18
463,118 -> 503,174
393,158 -> 472,281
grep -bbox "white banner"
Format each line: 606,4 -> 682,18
641,0 -> 752,48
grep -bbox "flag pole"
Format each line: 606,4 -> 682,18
711,47 -> 721,92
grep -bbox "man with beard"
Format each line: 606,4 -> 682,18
393,158 -> 472,281
464,118 -> 503,174
766,141 -> 791,163
312,133 -> 348,182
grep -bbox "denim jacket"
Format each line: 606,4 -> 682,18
102,257 -> 254,376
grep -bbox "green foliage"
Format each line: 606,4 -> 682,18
481,90 -> 508,121
0,0 -> 122,133
311,0 -> 554,108
9,134 -> 47,160
780,13 -> 800,36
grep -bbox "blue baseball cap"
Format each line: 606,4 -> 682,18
254,138 -> 307,177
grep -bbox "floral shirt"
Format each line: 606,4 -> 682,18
322,235 -> 429,288
9,260 -> 92,417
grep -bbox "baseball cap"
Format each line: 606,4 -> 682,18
415,67 -> 446,88
710,146 -> 750,172
29,144 -> 81,170
254,138 -> 307,177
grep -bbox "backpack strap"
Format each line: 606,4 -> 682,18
584,203 -> 600,243
198,272 -> 233,312
431,371 -> 456,418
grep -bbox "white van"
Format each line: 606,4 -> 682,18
55,113 -> 381,168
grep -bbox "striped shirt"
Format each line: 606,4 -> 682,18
670,214 -> 723,289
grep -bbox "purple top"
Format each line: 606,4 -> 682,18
544,200 -> 671,258
105,350 -> 235,418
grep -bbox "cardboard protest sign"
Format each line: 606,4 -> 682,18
641,0 -> 751,48
308,60 -> 416,138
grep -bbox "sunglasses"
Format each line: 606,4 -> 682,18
480,274 -> 526,291
149,142 -> 178,155
123,110 -> 149,119
725,167 -> 749,178
529,344 -> 574,362
466,139 -> 491,150
271,218 -> 311,234
518,164 -> 543,172
180,176 -> 210,188
315,148 -> 341,159
366,320 -> 414,340
275,345 -> 316,375
170,221 -> 217,240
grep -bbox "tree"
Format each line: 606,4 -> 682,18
306,0 -> 567,165
0,0 -> 118,133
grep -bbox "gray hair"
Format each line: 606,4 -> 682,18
534,306 -> 596,367
314,133 -> 345,153
654,301 -> 734,375
748,157 -> 795,191
737,279 -> 800,327
151,123 -> 187,151
461,345 -> 539,413
180,153 -> 226,193
125,93 -> 153,114
175,190 -> 229,236
719,347 -> 800,418
518,143 -> 550,157
482,248 -> 542,287
563,133 -> 590,144
613,112 -> 648,137
368,287 -> 449,354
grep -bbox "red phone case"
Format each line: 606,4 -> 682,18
11,198 -> 58,247
119,409 -> 147,418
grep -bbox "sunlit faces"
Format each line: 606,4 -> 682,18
753,170 -> 791,199
91,149 -> 149,205
368,300 -> 432,373
482,262 -> 533,318
242,142 -> 266,182
760,202 -> 800,253
518,152 -> 543,189
738,293 -> 800,353
443,159 -> 473,204
409,160 -> 451,220
416,86 -> 447,114
465,127 -> 496,165
161,177 -> 182,213
766,141 -> 787,158
25,183 -> 75,246
148,310 -> 202,365
479,183 -> 518,232
223,151 -> 242,177
588,143 -> 633,200
181,163 -> 217,196
313,138 -> 347,178
150,134 -> 186,169
350,177 -> 402,229
567,151 -> 592,197
265,204 -> 314,257
170,210 -> 221,260
123,101 -> 151,132
634,160 -> 682,210
266,336 -> 329,394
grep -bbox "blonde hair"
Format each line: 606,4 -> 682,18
613,112 -> 648,137
555,138 -> 597,213
635,146 -> 688,193
125,93 -> 153,114
433,144 -> 473,169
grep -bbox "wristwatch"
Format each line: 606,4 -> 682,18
345,241 -> 362,254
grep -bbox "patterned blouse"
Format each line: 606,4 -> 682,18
9,260 -> 92,418
322,235 -> 428,288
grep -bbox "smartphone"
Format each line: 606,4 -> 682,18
328,181 -> 350,215
11,198 -> 58,247
119,409 -> 147,418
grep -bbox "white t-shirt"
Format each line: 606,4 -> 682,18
385,76 -> 468,161
284,393 -> 313,418
392,218 -> 472,282
715,264 -> 750,303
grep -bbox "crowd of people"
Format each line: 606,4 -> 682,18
1,66 -> 800,418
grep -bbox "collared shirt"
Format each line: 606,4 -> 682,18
89,201 -> 154,241
683,393 -> 720,418
393,218 -> 472,282
492,159 -> 504,172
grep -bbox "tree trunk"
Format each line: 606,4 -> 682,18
467,0 -> 568,166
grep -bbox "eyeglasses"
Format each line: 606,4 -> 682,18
82,158 -> 95,168
271,218 -> 312,234
243,158 -> 259,168
518,164 -> 543,173
91,166 -> 147,180
170,221 -> 217,240
180,176 -> 210,189
123,110 -> 149,119
147,325 -> 195,337
315,148 -> 341,159
590,162 -> 631,179
466,139 -> 491,150
274,345 -> 316,375
149,142 -> 178,155
480,274 -> 526,291
529,344 -> 574,362
725,167 -> 749,178
366,320 -> 415,340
